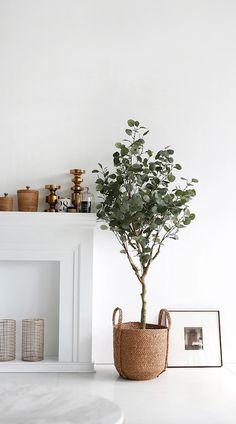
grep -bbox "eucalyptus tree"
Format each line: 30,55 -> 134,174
93,120 -> 198,329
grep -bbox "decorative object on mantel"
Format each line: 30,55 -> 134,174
70,168 -> 85,211
94,119 -> 198,380
80,186 -> 94,213
0,193 -> 13,211
56,197 -> 72,212
17,186 -> 39,212
44,184 -> 61,212
22,319 -> 44,362
67,206 -> 77,213
0,319 -> 16,361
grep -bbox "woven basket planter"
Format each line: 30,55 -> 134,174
113,308 -> 171,381
0,319 -> 16,361
22,319 -> 44,362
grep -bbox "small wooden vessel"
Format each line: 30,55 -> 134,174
0,193 -> 13,211
17,186 -> 39,212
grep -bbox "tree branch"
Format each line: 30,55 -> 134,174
123,242 -> 142,282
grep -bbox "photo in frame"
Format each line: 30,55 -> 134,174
168,310 -> 223,368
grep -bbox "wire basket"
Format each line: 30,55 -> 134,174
22,319 -> 44,362
0,319 -> 16,361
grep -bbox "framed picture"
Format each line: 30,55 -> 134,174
167,310 -> 223,368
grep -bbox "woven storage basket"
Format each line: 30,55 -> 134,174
0,319 -> 16,361
113,308 -> 171,380
0,194 -> 13,211
22,319 -> 44,362
17,187 -> 39,212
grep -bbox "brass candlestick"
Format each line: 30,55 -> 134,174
70,169 -> 85,211
45,185 -> 61,212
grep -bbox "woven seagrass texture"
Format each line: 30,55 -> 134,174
113,308 -> 171,380
0,319 -> 16,361
22,319 -> 44,362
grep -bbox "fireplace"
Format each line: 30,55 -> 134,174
0,212 -> 96,372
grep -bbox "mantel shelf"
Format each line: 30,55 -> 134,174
0,212 -> 96,227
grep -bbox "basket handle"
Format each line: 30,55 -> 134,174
112,307 -> 123,327
158,309 -> 171,329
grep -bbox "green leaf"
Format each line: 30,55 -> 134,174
127,119 -> 135,127
168,174 -> 176,182
100,224 -> 108,230
92,169 -> 99,173
120,249 -> 126,254
113,157 -> 120,166
140,254 -> 150,265
147,149 -> 153,157
189,213 -> 196,220
117,176 -> 124,184
98,163 -> 103,168
121,147 -> 129,156
135,121 -> 140,127
149,162 -> 155,171
167,149 -> 174,155
115,142 -> 123,148
175,164 -> 182,170
169,235 -> 179,240
143,130 -> 149,136
191,178 -> 199,183
125,129 -> 132,136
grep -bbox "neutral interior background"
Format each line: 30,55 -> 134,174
0,0 -> 235,363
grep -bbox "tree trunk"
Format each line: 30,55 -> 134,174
140,278 -> 147,329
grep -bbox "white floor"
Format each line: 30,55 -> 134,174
0,365 -> 236,424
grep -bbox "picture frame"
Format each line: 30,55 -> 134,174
167,310 -> 223,368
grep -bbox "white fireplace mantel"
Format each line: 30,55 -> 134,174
0,212 -> 96,372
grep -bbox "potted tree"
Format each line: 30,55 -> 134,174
93,120 -> 198,380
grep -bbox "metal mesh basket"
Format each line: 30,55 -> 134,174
0,319 -> 16,361
22,319 -> 44,362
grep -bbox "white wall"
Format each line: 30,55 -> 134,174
0,0 -> 235,363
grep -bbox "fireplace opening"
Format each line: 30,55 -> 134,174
0,260 -> 60,361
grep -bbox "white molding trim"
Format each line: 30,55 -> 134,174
0,359 -> 95,373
